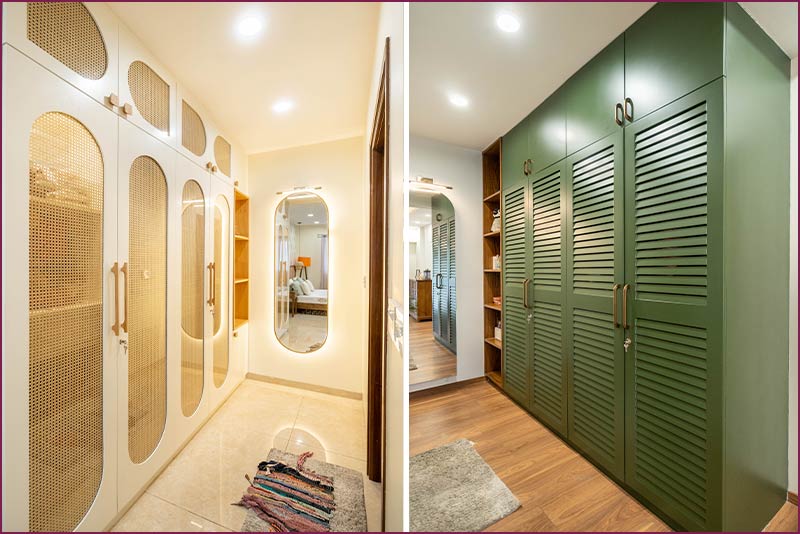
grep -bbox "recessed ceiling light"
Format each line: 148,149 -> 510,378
273,99 -> 295,114
314,221 -> 320,224
237,16 -> 263,37
307,213 -> 314,217
448,93 -> 469,108
496,12 -> 520,33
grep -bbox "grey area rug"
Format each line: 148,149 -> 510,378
240,448 -> 367,532
410,439 -> 520,532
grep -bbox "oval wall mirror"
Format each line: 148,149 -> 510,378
274,192 -> 329,353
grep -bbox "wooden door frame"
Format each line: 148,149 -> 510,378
367,37 -> 389,487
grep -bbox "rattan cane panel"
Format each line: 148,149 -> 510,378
181,180 -> 205,416
28,112 -> 104,532
128,156 -> 167,463
214,136 -> 231,177
128,61 -> 170,134
27,2 -> 108,80
213,197 -> 229,387
181,100 -> 206,157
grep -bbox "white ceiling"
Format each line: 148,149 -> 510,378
110,2 -> 380,154
285,195 -> 328,225
411,2 -> 798,150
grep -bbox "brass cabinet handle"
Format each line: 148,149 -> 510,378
122,102 -> 133,116
111,262 -> 120,336
614,103 -> 624,126
523,160 -> 528,176
120,262 -> 129,333
622,283 -> 630,329
624,97 -> 633,122
107,92 -> 119,108
206,161 -> 214,171
612,283 -> 620,327
207,262 -> 214,306
522,279 -> 527,308
212,262 -> 217,306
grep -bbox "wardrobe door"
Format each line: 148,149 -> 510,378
2,48 -> 119,532
501,117 -> 531,192
447,216 -> 457,351
565,131 -> 625,479
564,36 -> 624,155
118,24 -> 178,146
501,184 -> 531,407
209,177 -> 234,391
116,120 -> 176,508
527,92 -> 566,174
431,223 -> 441,337
530,160 -> 568,435
624,2 -> 724,123
436,220 -> 451,347
3,2 -> 119,109
623,80 -> 723,531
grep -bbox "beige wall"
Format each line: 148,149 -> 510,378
247,136 -> 365,394
363,3 -> 407,530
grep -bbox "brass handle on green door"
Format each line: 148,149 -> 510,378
622,283 -> 630,329
523,278 -> 530,308
612,283 -> 620,327
614,103 -> 623,126
624,97 -> 633,122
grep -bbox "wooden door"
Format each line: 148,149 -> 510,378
564,130 -> 625,479
623,79 -> 724,531
529,159 -> 569,436
501,184 -> 531,406
2,47 -> 119,532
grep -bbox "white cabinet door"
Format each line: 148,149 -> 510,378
3,2 -> 119,111
116,120 -> 178,509
2,46 -> 119,532
206,176 -> 235,407
118,24 -> 178,147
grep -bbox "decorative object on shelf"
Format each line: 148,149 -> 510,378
492,296 -> 502,306
492,255 -> 501,270
494,321 -> 502,342
423,269 -> 431,280
490,207 -> 501,232
415,269 -> 421,280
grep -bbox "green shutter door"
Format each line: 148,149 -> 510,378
501,184 -> 531,406
623,80 -> 723,531
438,220 -> 450,346
624,2 -> 724,123
530,160 -> 568,435
431,223 -> 441,338
565,130 -> 625,479
447,216 -> 456,351
564,36 -> 624,155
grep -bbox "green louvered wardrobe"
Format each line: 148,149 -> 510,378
496,2 -> 790,531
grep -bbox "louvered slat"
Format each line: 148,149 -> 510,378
633,317 -> 708,526
448,218 -> 456,348
503,186 -> 526,286
504,294 -> 528,396
572,146 -> 615,296
532,168 -> 562,291
431,224 -> 440,336
634,101 -> 708,305
533,301 -> 563,424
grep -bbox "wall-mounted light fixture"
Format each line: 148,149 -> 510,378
409,176 -> 453,192
276,186 -> 323,197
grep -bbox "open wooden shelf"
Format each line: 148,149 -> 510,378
233,188 -> 249,331
482,138 -> 503,384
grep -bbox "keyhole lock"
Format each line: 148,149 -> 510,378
119,339 -> 128,354
624,337 -> 632,353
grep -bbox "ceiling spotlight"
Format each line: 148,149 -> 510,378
448,93 -> 469,108
307,213 -> 314,217
496,12 -> 520,33
273,99 -> 295,114
236,16 -> 263,37
314,221 -> 320,224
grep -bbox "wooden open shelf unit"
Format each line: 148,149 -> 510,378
482,138 -> 502,388
233,188 -> 249,330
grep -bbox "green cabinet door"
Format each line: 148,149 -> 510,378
528,92 -> 566,174
565,36 -> 624,156
564,130 -> 625,479
529,159 -> 568,435
623,79 -> 724,531
502,116 -> 532,192
501,184 -> 531,407
624,2 -> 724,123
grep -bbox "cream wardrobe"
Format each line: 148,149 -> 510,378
2,3 -> 248,531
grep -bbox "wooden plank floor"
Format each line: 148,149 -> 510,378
410,379 -> 797,532
409,318 -> 456,385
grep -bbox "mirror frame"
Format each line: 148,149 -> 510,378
274,192 -> 330,354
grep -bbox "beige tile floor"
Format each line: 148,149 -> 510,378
111,379 -> 382,532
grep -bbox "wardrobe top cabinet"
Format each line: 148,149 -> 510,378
2,1 -> 238,185
504,2 -> 760,163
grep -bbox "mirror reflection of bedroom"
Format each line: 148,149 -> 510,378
409,188 -> 456,386
275,192 -> 329,353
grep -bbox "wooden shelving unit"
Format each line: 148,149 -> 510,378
233,189 -> 250,330
482,138 -> 503,388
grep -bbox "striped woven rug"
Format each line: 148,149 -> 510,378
236,452 -> 335,532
